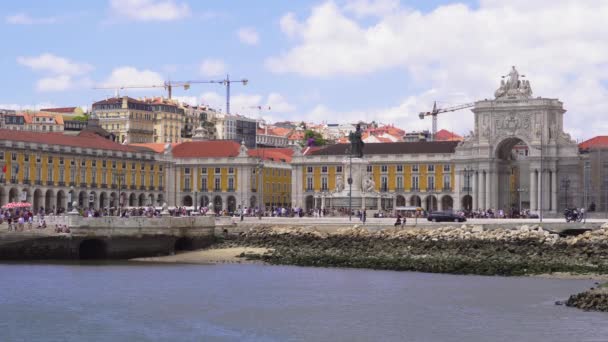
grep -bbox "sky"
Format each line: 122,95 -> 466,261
1,0 -> 608,142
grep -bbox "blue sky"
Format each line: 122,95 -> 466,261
2,0 -> 608,141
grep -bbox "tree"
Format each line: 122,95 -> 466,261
303,130 -> 326,146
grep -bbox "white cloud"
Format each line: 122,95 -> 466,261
237,27 -> 260,45
17,53 -> 93,76
267,1 -> 608,140
101,66 -> 164,88
266,93 -> 295,113
36,75 -> 72,92
0,102 -> 57,111
110,0 -> 190,21
343,0 -> 399,17
5,13 -> 57,25
199,59 -> 226,77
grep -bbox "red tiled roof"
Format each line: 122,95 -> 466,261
248,148 -> 294,162
579,136 -> 608,150
40,107 -> 77,113
93,96 -> 148,106
0,129 -> 147,153
130,143 -> 179,153
171,140 -> 241,158
435,129 -> 463,141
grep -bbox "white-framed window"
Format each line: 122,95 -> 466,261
201,168 -> 207,174
321,166 -> 328,173
443,164 -> 451,172
306,177 -> 313,191
307,166 -> 313,173
184,177 -> 190,190
336,166 -> 343,173
367,165 -> 373,173
412,164 -> 419,172
91,169 -> 96,184
159,174 -> 163,187
397,165 -> 403,172
140,173 -> 145,186
70,167 -> 75,182
427,164 -> 435,172
427,176 -> 435,190
149,173 -> 154,186
80,168 -> 86,183
228,177 -> 234,190
185,167 -> 190,175
47,168 -> 53,182
411,175 -> 419,190
11,152 -> 17,161
214,177 -> 221,191
228,167 -> 234,174
59,168 -> 65,182
24,166 -> 30,180
201,177 -> 207,191
381,176 -> 388,191
381,165 -> 388,173
321,176 -> 328,190
215,167 -> 221,174
443,175 -> 451,190
396,176 -> 403,190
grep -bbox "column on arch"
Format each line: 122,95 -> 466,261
530,169 -> 537,211
551,170 -> 557,212
485,170 -> 491,210
472,171 -> 478,210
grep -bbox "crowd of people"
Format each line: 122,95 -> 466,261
0,207 -> 49,231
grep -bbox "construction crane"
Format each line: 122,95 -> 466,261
418,101 -> 475,141
93,75 -> 248,114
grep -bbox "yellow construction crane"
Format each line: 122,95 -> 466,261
419,101 -> 474,141
93,75 -> 248,114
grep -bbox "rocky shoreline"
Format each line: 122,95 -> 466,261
218,224 -> 608,311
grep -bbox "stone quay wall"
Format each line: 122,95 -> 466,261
0,215 -> 216,260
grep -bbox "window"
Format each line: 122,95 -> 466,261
81,160 -> 86,167
0,152 -> 3,161
36,168 -> 42,182
201,168 -> 207,174
122,161 -> 126,169
24,166 -> 30,180
140,173 -> 145,186
70,159 -> 74,166
91,169 -> 96,184
381,176 -> 388,191
92,160 -> 96,167
228,177 -> 234,190
48,156 -> 53,164
321,166 -> 328,173
80,168 -> 86,183
149,173 -> 154,186
397,165 -> 403,172
443,164 -> 451,172
131,172 -> 136,185
131,163 -> 135,170
185,167 -> 190,175
411,176 -> 419,190
37,155 -> 41,163
307,166 -> 313,173
215,168 -> 220,174
159,174 -> 163,187
397,176 -> 403,190
11,153 -> 17,161
336,166 -> 342,173
102,172 -> 107,185
306,177 -> 313,191
59,157 -> 64,165
443,175 -> 451,189
321,176 -> 328,191
228,167 -> 234,174
102,160 -> 107,168
47,168 -> 53,182
214,177 -> 221,191
70,167 -> 75,182
201,177 -> 207,191
381,165 -> 388,173
427,164 -> 435,172
427,176 -> 435,190
141,164 -> 145,171
112,161 -> 117,169
367,165 -> 373,173
412,164 -> 419,172
184,178 -> 190,190
59,168 -> 65,182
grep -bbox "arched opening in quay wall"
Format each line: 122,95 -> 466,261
79,239 -> 108,259
174,237 -> 194,252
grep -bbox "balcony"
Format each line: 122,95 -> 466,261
10,178 -> 17,184
46,181 -> 54,186
306,188 -> 314,192
90,183 -> 97,188
214,188 -> 221,192
149,186 -> 155,191
158,186 -> 164,191
139,185 -> 146,190
461,187 -> 472,192
80,182 -> 87,188
427,186 -> 435,192
100,184 -> 107,189
250,188 -> 257,192
111,184 -> 117,189
227,188 -> 235,192
442,186 -> 452,191
395,187 -> 404,192
130,185 -> 136,190
184,188 -> 191,192
36,180 -> 43,186
69,182 -> 75,187
410,187 -> 420,192
58,181 -> 65,187
380,187 -> 389,193
23,179 -> 30,185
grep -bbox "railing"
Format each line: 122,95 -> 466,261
214,188 -> 221,192
461,187 -> 472,192
58,181 -> 66,187
111,184 -> 117,189
140,185 -> 146,190
46,180 -> 54,186
227,188 -> 235,192
395,187 -> 404,192
130,185 -> 136,190
380,187 -> 389,192
69,181 -> 75,187
158,186 -> 163,191
442,186 -> 452,191
250,188 -> 257,192
23,179 -> 30,185
36,180 -> 43,186
11,178 -> 17,184
427,186 -> 435,191
80,182 -> 87,187
410,187 -> 420,192
149,186 -> 155,191
184,188 -> 191,192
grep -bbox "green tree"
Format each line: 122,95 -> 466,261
303,130 -> 326,146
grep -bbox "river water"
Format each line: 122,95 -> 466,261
0,262 -> 606,342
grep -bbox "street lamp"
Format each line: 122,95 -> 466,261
114,171 -> 125,217
347,146 -> 353,221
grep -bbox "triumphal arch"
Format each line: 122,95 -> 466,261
453,67 -> 580,213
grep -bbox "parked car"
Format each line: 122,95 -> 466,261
427,211 -> 466,222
